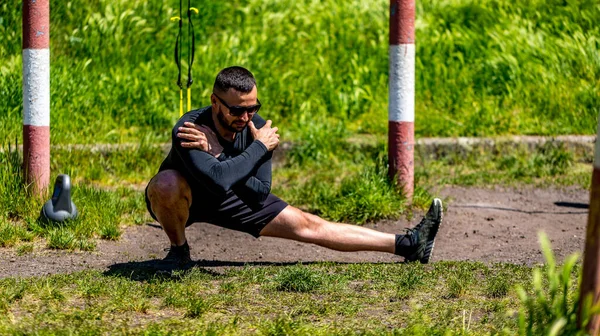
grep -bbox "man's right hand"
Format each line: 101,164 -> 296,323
248,120 -> 279,151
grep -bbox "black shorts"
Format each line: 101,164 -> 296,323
144,184 -> 288,238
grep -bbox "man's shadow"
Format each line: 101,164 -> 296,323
104,259 -> 321,281
104,258 -> 399,282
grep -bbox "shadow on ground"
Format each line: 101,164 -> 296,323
103,259 -> 399,281
104,259 -> 312,281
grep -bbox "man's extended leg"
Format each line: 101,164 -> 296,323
259,199 -> 443,263
146,169 -> 192,264
260,206 -> 396,253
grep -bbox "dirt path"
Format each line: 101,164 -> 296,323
0,186 -> 589,279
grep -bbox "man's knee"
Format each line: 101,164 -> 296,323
147,170 -> 191,208
262,206 -> 323,239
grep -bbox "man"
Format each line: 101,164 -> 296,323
145,66 -> 443,266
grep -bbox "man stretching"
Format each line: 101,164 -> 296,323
145,66 -> 443,266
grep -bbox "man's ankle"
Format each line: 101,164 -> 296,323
171,240 -> 188,247
394,233 -> 416,256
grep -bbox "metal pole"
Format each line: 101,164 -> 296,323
578,114 -> 600,333
388,0 -> 415,199
22,0 -> 51,196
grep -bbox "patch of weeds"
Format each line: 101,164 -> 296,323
126,298 -> 151,313
277,157 -> 417,224
274,265 -> 325,293
39,284 -> 66,303
46,229 -> 76,249
75,238 -> 96,251
163,290 -> 186,308
185,297 -> 210,318
99,223 -> 121,240
290,301 -> 330,317
16,243 -> 34,255
258,315 -> 305,336
446,276 -> 469,299
79,281 -> 106,300
0,281 -> 26,313
485,273 -> 511,298
442,264 -> 476,299
516,232 -> 587,335
219,281 -> 237,293
0,221 -> 34,247
396,264 -> 426,299
415,142 -> 589,188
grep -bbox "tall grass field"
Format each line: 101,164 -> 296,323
1,0 -> 598,144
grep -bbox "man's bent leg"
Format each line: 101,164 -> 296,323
259,206 -> 396,254
146,170 -> 192,247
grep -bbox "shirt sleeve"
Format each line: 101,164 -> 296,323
230,151 -> 272,207
171,122 -> 268,195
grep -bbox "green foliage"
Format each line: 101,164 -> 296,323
258,315 -> 305,336
275,139 -> 434,223
396,263 -> 425,299
0,222 -> 34,247
515,232 -> 592,335
185,297 -> 210,318
16,242 -> 34,255
51,144 -> 166,187
1,0 -> 599,145
274,265 -> 324,293
486,274 -> 511,299
0,144 -> 148,250
415,141 -> 591,188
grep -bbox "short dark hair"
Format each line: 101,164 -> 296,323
213,66 -> 256,94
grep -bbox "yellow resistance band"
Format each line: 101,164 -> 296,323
179,89 -> 183,117
187,88 -> 191,113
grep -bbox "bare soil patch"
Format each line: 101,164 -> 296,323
0,186 -> 588,278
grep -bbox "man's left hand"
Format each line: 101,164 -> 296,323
177,122 -> 223,158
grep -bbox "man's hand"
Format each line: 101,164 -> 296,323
177,122 -> 223,158
248,120 -> 279,151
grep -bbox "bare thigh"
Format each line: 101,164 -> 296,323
146,169 -> 192,215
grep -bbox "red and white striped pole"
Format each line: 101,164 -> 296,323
578,115 -> 600,334
388,0 -> 415,199
22,0 -> 51,196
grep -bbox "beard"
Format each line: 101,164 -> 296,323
217,107 -> 243,133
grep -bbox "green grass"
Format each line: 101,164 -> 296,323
0,254 -> 585,335
1,0 -> 598,145
0,145 -> 149,251
414,141 -> 593,188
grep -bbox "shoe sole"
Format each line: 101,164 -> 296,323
420,198 -> 443,264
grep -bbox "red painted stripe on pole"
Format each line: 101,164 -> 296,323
389,0 -> 415,45
23,125 -> 50,193
22,0 -> 50,49
388,121 -> 414,198
579,167 -> 600,333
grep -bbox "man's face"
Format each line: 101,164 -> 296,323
211,86 -> 258,133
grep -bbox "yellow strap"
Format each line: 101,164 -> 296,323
187,87 -> 191,112
189,7 -> 199,14
179,89 -> 183,117
170,16 -> 181,22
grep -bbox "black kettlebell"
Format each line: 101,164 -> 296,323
40,174 -> 78,223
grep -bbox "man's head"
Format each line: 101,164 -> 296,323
211,66 -> 260,133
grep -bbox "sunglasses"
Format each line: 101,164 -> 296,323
213,93 -> 261,117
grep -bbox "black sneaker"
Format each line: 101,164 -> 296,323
404,198 -> 443,264
162,241 -> 192,267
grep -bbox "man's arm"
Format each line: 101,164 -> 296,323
230,151 -> 272,206
172,123 -> 268,195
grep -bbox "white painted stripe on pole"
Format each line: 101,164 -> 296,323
389,44 -> 415,122
595,111 -> 600,169
23,48 -> 50,127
